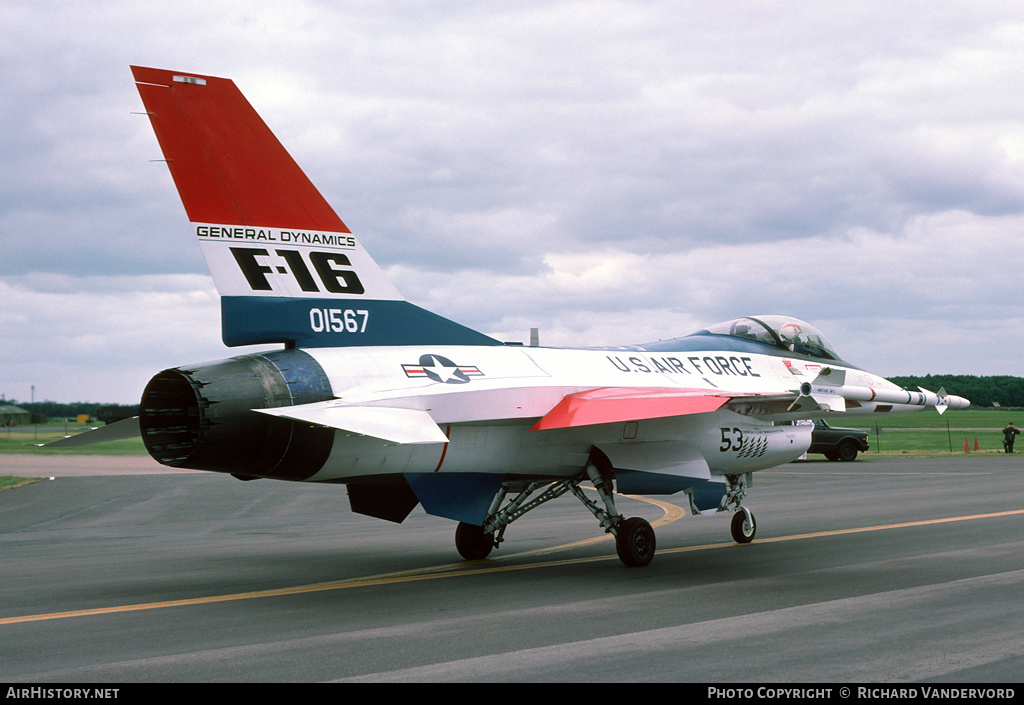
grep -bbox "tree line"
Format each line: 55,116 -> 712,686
0,399 -> 139,422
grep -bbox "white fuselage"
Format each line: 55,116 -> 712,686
296,343 -> 908,483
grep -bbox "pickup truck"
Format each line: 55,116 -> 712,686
808,419 -> 870,461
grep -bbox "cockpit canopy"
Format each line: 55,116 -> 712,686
702,315 -> 844,361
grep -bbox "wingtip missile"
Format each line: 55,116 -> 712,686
793,370 -> 970,415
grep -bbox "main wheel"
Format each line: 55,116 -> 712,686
730,509 -> 756,543
455,522 -> 495,561
615,517 -> 656,567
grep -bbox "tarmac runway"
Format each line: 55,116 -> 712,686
1,452 -> 1022,683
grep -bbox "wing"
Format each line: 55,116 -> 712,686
530,387 -> 797,431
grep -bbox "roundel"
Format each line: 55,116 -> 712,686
402,354 -> 484,384
419,354 -> 471,384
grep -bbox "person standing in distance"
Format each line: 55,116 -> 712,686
1003,422 -> 1019,453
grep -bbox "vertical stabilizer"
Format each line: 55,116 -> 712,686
132,66 -> 499,348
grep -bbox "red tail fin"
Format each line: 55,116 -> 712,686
132,66 -> 347,232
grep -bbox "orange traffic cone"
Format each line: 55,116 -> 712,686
964,437 -> 970,452
974,437 -> 981,451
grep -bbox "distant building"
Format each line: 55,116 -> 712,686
0,405 -> 32,426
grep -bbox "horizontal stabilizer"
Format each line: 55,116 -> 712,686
254,402 -> 449,444
532,387 -> 733,431
41,417 -> 141,448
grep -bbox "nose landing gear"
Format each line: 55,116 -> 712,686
722,473 -> 756,544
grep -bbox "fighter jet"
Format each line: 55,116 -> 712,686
51,67 -> 969,567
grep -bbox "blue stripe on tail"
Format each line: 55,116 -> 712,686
222,297 -> 502,348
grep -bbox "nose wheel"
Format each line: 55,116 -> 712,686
730,508 -> 756,543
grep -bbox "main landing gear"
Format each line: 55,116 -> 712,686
454,464 -> 759,567
454,454 -> 657,568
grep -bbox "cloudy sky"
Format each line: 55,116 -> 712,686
2,1 -> 1023,404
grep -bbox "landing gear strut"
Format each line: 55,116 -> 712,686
454,452 -> 657,567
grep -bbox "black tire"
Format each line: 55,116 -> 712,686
615,517 -> 656,567
731,509 -> 756,544
836,440 -> 859,462
455,522 -> 494,561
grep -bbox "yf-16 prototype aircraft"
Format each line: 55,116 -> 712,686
53,66 -> 969,567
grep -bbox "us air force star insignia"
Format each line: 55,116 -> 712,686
402,354 -> 484,384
